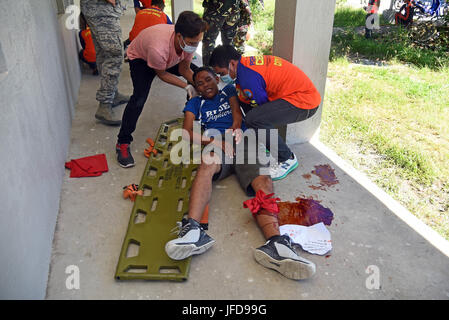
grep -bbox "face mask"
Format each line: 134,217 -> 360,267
221,74 -> 234,85
179,37 -> 197,54
220,63 -> 235,85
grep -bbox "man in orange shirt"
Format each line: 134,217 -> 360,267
125,0 -> 172,49
210,45 -> 321,181
133,0 -> 163,13
79,14 -> 98,75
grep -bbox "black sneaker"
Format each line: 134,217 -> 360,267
116,143 -> 135,168
165,218 -> 215,260
254,234 -> 316,280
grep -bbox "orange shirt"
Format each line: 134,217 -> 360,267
236,55 -> 321,109
129,6 -> 170,42
80,28 -> 96,63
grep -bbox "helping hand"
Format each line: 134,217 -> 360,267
184,84 -> 198,100
226,127 -> 243,145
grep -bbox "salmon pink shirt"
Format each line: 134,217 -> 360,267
126,24 -> 193,70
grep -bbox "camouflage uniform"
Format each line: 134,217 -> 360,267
80,0 -> 124,104
202,0 -> 241,66
233,0 -> 251,55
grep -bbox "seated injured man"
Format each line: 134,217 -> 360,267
164,66 -> 316,280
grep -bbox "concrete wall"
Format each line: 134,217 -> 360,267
273,0 -> 336,144
170,0 -> 193,22
0,0 -> 80,299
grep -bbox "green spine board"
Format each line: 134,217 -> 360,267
115,118 -> 199,281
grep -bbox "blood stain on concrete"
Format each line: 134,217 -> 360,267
302,173 -> 312,180
312,164 -> 339,187
306,164 -> 339,190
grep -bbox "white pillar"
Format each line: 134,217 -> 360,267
171,0 -> 194,23
273,0 -> 336,144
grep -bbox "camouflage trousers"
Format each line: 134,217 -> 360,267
80,0 -> 123,104
202,9 -> 240,66
233,24 -> 249,55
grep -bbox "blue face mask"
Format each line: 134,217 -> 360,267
221,74 -> 234,85
220,63 -> 235,85
179,37 -> 197,54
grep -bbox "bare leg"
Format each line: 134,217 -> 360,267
250,175 -> 280,240
188,153 -> 221,222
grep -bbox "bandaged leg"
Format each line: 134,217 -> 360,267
244,176 -> 281,239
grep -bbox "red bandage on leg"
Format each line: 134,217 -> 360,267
243,190 -> 280,218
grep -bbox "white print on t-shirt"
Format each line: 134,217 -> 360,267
204,100 -> 231,122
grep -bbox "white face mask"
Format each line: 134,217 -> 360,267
179,37 -> 197,54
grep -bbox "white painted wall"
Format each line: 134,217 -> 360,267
170,0 -> 194,22
0,0 -> 80,299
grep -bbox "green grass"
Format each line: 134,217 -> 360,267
247,0 -> 275,55
333,6 -> 371,28
321,59 -> 449,239
333,5 -> 390,28
330,27 -> 449,70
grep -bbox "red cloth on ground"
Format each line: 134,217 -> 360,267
243,190 -> 280,218
65,154 -> 109,178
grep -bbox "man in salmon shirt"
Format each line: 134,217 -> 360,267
115,11 -> 207,168
210,45 -> 321,181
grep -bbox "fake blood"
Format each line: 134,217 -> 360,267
278,197 -> 334,226
311,164 -> 339,188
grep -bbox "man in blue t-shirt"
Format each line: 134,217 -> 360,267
164,67 -> 316,281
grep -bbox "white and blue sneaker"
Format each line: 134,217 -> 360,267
254,234 -> 316,280
269,153 -> 299,181
165,218 -> 215,260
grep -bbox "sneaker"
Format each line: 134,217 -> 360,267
112,91 -> 130,107
269,153 -> 298,181
116,143 -> 135,168
95,102 -> 122,126
254,234 -> 316,280
165,218 -> 215,260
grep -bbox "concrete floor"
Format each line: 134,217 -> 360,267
45,8 -> 449,300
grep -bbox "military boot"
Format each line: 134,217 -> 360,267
113,91 -> 130,107
95,102 -> 122,126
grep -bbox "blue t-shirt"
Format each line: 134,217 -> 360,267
183,84 -> 246,134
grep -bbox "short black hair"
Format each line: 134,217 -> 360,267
193,66 -> 216,83
151,0 -> 165,9
209,45 -> 242,68
175,11 -> 208,38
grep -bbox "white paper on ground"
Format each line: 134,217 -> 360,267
279,222 -> 332,255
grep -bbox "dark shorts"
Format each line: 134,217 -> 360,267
211,140 -> 269,197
